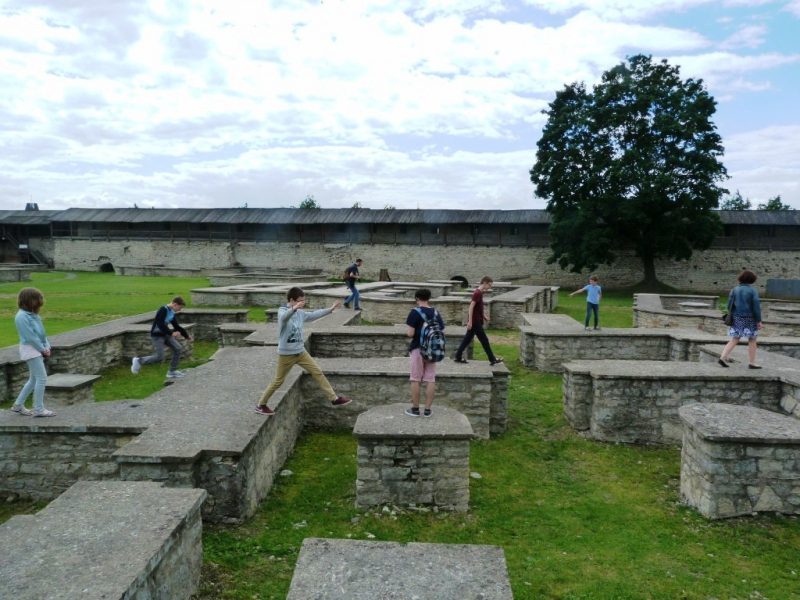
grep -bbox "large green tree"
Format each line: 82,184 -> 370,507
530,55 -> 728,285
757,195 -> 793,210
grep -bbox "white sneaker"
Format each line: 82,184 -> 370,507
131,357 -> 141,374
166,370 -> 186,379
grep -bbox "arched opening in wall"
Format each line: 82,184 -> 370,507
451,276 -> 469,289
98,262 -> 114,273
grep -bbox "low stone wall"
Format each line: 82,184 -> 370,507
680,404 -> 800,518
0,267 -> 32,282
0,316 -> 195,402
563,360 -> 791,445
354,404 -> 473,511
520,313 -> 800,373
0,426 -> 142,501
299,357 -> 504,439
634,293 -> 800,337
179,308 -> 250,341
0,481 -> 206,600
307,326 -> 473,360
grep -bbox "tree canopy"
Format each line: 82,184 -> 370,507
299,195 -> 320,209
719,190 -> 752,210
530,55 -> 728,284
757,195 -> 793,210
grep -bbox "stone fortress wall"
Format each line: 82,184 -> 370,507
35,237 -> 800,294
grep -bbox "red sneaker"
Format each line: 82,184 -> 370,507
331,396 -> 352,406
254,405 -> 274,415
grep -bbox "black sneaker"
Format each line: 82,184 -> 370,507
718,358 -> 729,368
354,307 -> 362,311
332,396 -> 352,406
344,303 -> 350,309
423,409 -> 432,418
404,407 -> 420,417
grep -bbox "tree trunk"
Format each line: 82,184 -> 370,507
643,255 -> 658,284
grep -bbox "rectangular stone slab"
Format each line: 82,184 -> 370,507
0,481 -> 206,600
287,538 -> 513,600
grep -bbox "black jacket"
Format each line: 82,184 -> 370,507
150,305 -> 189,338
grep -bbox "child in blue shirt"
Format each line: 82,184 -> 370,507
569,276 -> 602,331
11,287 -> 56,417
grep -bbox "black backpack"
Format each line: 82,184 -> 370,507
415,307 -> 446,363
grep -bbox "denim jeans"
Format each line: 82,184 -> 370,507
585,302 -> 599,328
15,356 -> 47,412
345,282 -> 360,308
141,335 -> 183,371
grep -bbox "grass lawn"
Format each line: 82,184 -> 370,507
1,275 -> 799,598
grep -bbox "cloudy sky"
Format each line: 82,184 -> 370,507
1,0 -> 798,211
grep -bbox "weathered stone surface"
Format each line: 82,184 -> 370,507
287,538 -> 513,600
0,481 -> 206,600
562,359 -> 798,445
680,404 -> 800,519
354,404 -> 473,511
353,403 -> 474,439
44,373 -> 102,406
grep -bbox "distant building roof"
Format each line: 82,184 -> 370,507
5,207 -> 797,227
0,210 -> 61,225
52,208 -> 555,225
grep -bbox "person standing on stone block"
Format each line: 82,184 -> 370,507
569,275 -> 602,331
343,258 -> 363,310
405,288 -> 446,418
719,269 -> 763,369
254,287 -> 352,415
131,296 -> 193,379
453,275 -> 503,366
11,287 -> 56,417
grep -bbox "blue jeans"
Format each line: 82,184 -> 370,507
345,282 -> 360,308
585,302 -> 599,328
15,356 -> 47,412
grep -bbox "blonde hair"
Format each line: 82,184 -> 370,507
18,287 -> 45,313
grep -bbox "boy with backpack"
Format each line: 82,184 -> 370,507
404,288 -> 446,418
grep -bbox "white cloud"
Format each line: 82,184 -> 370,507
724,125 -> 800,208
718,24 -> 768,50
784,0 -> 800,16
0,0 -> 796,210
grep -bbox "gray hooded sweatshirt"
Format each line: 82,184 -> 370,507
276,305 -> 333,355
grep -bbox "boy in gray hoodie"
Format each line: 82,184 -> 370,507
255,287 -> 352,415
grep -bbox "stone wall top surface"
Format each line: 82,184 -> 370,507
562,359 -> 776,381
353,403 -> 474,439
679,403 -> 800,444
0,480 -> 206,600
287,538 -> 513,600
0,346 -> 277,461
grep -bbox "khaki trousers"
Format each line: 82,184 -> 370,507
258,350 -> 336,406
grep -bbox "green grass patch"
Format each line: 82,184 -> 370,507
554,290 -> 636,329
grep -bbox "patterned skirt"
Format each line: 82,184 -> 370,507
728,315 -> 759,339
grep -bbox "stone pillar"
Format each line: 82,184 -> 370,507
353,403 -> 474,512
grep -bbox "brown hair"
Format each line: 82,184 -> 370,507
480,276 -> 493,285
172,296 -> 186,306
415,288 -> 432,302
738,270 -> 757,284
18,287 -> 45,313
589,275 -> 599,282
287,287 -> 304,301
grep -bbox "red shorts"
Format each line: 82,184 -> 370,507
409,348 -> 437,383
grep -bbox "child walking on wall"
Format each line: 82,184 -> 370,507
569,275 -> 602,331
11,287 -> 56,417
254,287 -> 352,415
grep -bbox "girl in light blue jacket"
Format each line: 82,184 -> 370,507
11,287 -> 56,417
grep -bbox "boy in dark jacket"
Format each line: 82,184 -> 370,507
131,296 -> 193,378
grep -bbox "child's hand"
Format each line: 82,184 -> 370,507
172,331 -> 182,338
332,301 -> 342,310
43,348 -> 51,357
295,299 -> 306,311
